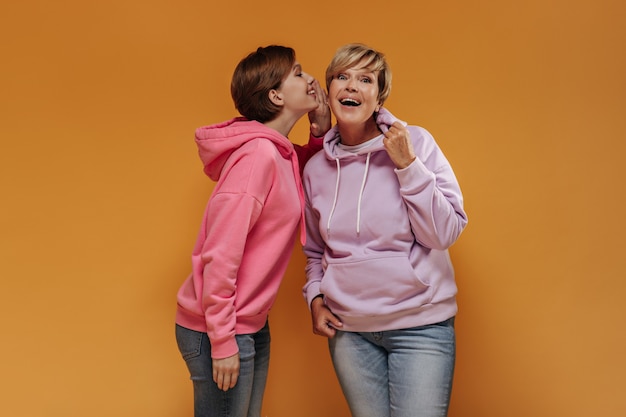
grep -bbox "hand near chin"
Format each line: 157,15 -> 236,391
383,121 -> 416,169
212,353 -> 240,391
308,79 -> 331,137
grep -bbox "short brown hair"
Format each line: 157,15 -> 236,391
230,45 -> 295,123
325,43 -> 392,105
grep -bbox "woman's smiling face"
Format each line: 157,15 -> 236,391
277,62 -> 318,116
328,62 -> 380,127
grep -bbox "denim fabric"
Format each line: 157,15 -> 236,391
328,318 -> 456,417
175,322 -> 270,417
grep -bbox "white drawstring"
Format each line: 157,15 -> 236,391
327,153 -> 371,236
356,153 -> 371,235
326,158 -> 341,236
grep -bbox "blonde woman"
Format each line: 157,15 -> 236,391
303,43 -> 468,417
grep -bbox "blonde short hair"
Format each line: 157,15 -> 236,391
325,43 -> 392,105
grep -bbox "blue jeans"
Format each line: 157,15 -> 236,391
328,318 -> 456,417
175,322 -> 270,417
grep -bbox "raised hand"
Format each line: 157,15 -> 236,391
383,121 -> 416,169
308,79 -> 331,137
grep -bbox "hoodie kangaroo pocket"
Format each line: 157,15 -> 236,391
320,255 -> 432,317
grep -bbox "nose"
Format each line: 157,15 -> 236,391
303,72 -> 314,84
346,77 -> 357,91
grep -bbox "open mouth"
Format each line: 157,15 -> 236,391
340,98 -> 361,107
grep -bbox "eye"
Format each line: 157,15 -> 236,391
360,77 -> 372,84
336,74 -> 348,80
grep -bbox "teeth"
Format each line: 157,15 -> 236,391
340,98 -> 360,106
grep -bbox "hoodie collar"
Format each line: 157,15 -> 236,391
321,107 -> 407,160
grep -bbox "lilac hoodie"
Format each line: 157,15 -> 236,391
302,108 -> 468,331
176,117 -> 322,359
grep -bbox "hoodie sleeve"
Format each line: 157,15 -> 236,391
396,127 -> 468,250
302,171 -> 326,308
293,133 -> 324,176
200,192 -> 262,358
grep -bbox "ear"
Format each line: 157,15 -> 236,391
268,89 -> 284,107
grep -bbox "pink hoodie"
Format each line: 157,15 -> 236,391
176,117 -> 322,358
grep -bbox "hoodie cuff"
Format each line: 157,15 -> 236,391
395,158 -> 435,190
308,131 -> 325,143
305,282 -> 322,310
210,336 -> 239,359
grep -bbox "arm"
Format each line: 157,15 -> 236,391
384,122 -> 468,249
200,191 -> 261,390
302,180 -> 325,307
201,192 -> 263,356
302,175 -> 343,337
294,133 -> 324,176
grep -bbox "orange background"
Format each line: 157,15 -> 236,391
1,1 -> 625,416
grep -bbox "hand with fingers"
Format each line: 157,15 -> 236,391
307,79 -> 331,137
212,353 -> 240,391
311,296 -> 343,338
383,121 -> 416,169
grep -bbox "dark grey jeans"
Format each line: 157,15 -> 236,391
175,322 -> 270,417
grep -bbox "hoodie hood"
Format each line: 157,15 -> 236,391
195,116 -> 306,244
196,117 -> 295,181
